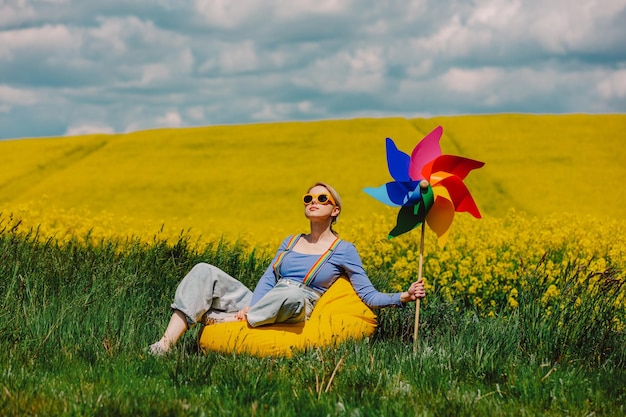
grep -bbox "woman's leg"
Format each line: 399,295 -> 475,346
150,310 -> 188,354
150,263 -> 252,354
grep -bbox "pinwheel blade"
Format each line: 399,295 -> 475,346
422,155 -> 485,180
386,138 -> 411,182
363,185 -> 397,206
426,192 -> 455,247
389,184 -> 435,238
436,175 -> 482,218
389,205 -> 423,238
364,181 -> 421,206
408,126 -> 443,180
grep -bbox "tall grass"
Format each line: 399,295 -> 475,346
1,224 -> 624,416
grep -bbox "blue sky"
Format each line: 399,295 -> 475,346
1,0 -> 625,140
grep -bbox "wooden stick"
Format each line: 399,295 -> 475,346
413,220 -> 425,354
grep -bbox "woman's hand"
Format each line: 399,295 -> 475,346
400,279 -> 426,303
234,306 -> 250,321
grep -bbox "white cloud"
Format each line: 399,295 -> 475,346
186,106 -> 205,120
293,47 -> 386,93
468,0 -> 521,28
0,84 -> 38,105
596,69 -> 626,100
88,18 -> 130,55
0,0 -> 37,28
88,16 -> 189,60
251,100 -> 318,121
65,123 -> 115,136
192,0 -> 350,28
527,0 -> 626,52
405,59 -> 433,78
139,64 -> 172,86
218,41 -> 259,74
122,110 -> 183,133
0,24 -> 79,60
441,67 -> 504,93
0,0 -> 625,140
273,0 -> 351,19
193,0 -> 265,28
156,111 -> 182,128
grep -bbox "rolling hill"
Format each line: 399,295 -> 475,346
1,114 -> 624,245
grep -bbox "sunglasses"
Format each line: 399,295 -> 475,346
302,193 -> 336,206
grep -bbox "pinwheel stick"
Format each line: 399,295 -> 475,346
414,179 -> 429,353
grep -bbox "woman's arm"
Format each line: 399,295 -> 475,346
340,243 -> 407,307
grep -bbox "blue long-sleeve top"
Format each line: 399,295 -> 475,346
250,235 -> 404,308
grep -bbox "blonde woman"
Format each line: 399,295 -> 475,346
149,182 -> 425,355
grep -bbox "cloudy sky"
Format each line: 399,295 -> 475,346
0,0 -> 625,140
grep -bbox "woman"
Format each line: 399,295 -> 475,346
149,182 -> 426,355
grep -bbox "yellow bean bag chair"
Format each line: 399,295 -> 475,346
199,277 -> 378,357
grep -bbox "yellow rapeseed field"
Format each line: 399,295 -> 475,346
1,115 -> 625,316
0,118 -> 421,245
349,209 -> 625,317
1,114 -> 624,243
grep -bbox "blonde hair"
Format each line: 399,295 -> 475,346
308,182 -> 342,234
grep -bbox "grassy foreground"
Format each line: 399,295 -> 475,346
1,227 -> 624,416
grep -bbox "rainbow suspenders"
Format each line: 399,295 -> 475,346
272,234 -> 343,286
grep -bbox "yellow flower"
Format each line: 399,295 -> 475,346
542,285 -> 560,304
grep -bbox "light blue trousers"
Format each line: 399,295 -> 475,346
171,263 -> 252,325
246,278 -> 321,327
171,263 -> 320,328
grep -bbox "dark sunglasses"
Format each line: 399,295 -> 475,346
302,193 -> 336,206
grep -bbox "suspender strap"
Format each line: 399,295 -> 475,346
302,237 -> 342,286
272,234 -> 301,280
272,235 -> 343,286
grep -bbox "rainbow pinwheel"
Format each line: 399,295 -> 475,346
364,126 -> 484,245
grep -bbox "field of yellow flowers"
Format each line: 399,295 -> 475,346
1,114 -> 625,317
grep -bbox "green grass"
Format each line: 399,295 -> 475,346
1,226 -> 624,416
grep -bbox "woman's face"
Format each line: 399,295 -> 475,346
304,185 -> 340,221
